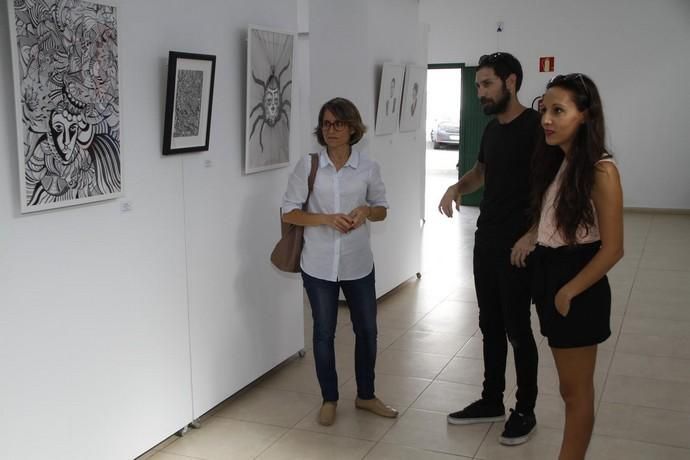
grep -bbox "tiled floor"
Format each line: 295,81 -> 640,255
139,165 -> 690,459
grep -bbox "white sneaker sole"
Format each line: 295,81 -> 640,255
447,414 -> 505,425
499,426 -> 536,446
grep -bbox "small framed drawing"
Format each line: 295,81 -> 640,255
245,26 -> 295,174
162,51 -> 216,155
375,63 -> 404,135
399,64 -> 427,132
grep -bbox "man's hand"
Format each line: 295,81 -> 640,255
438,185 -> 461,217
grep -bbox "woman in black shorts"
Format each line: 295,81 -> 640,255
510,74 -> 623,460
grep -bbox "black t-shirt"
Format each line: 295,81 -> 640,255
476,108 -> 541,248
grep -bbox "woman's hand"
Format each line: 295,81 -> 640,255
324,213 -> 355,233
510,230 -> 537,268
555,286 -> 574,317
348,206 -> 371,230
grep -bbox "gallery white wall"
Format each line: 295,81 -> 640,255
0,0 -> 302,458
0,0 -> 427,459
420,0 -> 690,210
309,0 -> 427,297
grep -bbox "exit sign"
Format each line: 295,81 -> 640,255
539,56 -> 555,72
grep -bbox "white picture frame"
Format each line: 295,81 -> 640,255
7,0 -> 123,213
244,26 -> 295,174
399,64 -> 427,132
374,63 -> 404,135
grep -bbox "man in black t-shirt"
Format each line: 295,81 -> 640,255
438,52 -> 540,446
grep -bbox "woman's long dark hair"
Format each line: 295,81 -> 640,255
531,74 -> 609,244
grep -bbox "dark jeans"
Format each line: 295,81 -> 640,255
474,243 -> 538,413
302,268 -> 377,402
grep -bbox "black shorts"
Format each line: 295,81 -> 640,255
532,242 -> 611,349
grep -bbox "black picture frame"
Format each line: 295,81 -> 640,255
162,51 -> 216,155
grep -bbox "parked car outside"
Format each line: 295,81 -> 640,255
430,120 -> 460,149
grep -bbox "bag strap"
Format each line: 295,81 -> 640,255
304,153 -> 319,206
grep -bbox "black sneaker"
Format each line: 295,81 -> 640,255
447,399 -> 505,425
499,409 -> 536,445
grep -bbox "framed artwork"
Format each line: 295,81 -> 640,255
245,26 -> 295,174
399,64 -> 427,132
7,0 -> 122,213
374,63 -> 404,135
162,51 -> 216,155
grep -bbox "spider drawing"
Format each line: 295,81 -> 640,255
248,62 -> 292,151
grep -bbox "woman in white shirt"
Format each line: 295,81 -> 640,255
281,98 -> 397,426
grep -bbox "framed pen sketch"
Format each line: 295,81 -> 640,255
245,26 -> 295,174
162,51 -> 216,155
375,63 -> 404,135
7,0 -> 122,213
400,64 -> 427,132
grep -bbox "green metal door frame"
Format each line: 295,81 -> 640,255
427,64 -> 490,207
459,65 -> 491,206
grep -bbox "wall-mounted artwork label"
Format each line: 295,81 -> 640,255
7,0 -> 122,213
245,26 -> 295,174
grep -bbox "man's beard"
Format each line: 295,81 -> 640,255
480,86 -> 510,115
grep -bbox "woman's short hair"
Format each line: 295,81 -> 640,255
314,97 -> 367,146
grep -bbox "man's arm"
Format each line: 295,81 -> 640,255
438,161 -> 485,217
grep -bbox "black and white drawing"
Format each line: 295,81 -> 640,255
400,65 -> 427,132
245,26 -> 294,174
7,0 -> 122,213
162,51 -> 216,155
375,63 -> 404,135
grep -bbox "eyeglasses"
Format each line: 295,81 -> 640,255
549,73 -> 591,101
321,120 -> 347,131
478,52 -> 503,65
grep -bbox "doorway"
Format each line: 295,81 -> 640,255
424,64 -> 462,223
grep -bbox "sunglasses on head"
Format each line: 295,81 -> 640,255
478,52 -> 503,66
549,73 -> 591,102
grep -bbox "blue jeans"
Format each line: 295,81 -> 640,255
302,268 -> 377,402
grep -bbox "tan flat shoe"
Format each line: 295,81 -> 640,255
318,401 -> 337,426
355,397 -> 398,418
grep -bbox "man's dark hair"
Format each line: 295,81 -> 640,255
478,52 -> 523,91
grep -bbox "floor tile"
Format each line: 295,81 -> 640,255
609,352 -> 690,383
389,330 -> 471,356
211,387 -> 320,427
601,374 -> 690,412
588,435 -> 690,460
382,408 -> 490,458
616,333 -> 690,359
375,349 -> 451,379
364,442 -> 469,459
594,402 -> 690,449
411,381 -> 483,413
163,417 -> 286,460
256,429 -> 374,459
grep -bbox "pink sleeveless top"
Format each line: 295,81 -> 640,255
536,157 -> 616,248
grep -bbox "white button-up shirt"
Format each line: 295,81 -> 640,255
281,149 -> 389,281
